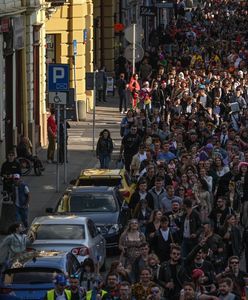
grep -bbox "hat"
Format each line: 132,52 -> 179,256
171,199 -> 181,204
192,269 -> 205,280
206,143 -> 214,150
199,84 -> 206,90
54,274 -> 67,286
13,174 -> 20,180
238,161 -> 248,171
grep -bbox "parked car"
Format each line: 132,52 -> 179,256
28,215 -> 106,267
0,251 -> 81,299
70,168 -> 136,203
52,186 -> 130,248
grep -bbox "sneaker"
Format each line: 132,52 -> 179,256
46,160 -> 52,164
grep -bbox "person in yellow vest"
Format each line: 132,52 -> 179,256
85,279 -> 107,300
44,274 -> 71,300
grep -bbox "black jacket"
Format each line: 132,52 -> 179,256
151,228 -> 179,263
178,210 -> 202,241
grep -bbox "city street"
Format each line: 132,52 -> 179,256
0,95 -> 122,242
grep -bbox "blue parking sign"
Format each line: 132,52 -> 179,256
48,64 -> 69,91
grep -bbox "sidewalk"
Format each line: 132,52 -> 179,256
0,95 -> 122,233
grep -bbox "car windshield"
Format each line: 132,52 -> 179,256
4,268 -> 62,284
70,193 -> 117,212
77,178 -> 121,186
31,224 -> 85,240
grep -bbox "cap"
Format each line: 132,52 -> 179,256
206,143 -> 214,150
192,269 -> 204,280
199,84 -> 206,89
54,274 -> 67,286
13,174 -> 20,180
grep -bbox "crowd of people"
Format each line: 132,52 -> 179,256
114,0 -> 248,299
1,0 -> 248,299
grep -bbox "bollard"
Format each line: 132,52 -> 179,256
78,100 -> 86,121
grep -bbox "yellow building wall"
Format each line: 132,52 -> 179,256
45,0 -> 94,120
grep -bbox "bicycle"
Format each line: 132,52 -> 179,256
17,156 -> 44,176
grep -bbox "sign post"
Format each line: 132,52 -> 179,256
73,40 -> 79,122
132,23 -> 136,74
48,64 -> 69,192
93,71 -> 96,151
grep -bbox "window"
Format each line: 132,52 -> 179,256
70,193 -> 117,212
124,171 -> 132,187
31,224 -> 85,240
4,268 -> 62,284
77,178 -> 121,187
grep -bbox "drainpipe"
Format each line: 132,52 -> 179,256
100,0 -> 104,67
22,16 -> 28,137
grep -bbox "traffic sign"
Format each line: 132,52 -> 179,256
48,92 -> 67,105
124,44 -> 144,63
48,64 -> 69,91
140,6 -> 156,16
73,39 -> 77,55
124,25 -> 144,44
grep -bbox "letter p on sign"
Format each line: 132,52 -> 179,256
53,67 -> 65,83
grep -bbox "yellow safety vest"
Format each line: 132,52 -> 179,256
47,289 -> 72,300
86,289 -> 107,300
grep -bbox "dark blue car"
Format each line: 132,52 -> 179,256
0,251 -> 81,299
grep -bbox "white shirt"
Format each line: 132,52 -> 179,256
160,228 -> 169,241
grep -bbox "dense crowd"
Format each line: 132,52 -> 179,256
1,0 -> 248,299
114,0 -> 248,299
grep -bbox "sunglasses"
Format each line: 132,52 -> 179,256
172,252 -> 180,256
70,274 -> 79,279
230,261 -> 239,265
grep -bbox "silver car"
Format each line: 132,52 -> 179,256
28,215 -> 106,267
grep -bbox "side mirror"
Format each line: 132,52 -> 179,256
70,179 -> 77,185
46,208 -> 54,214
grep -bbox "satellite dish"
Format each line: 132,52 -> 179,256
124,25 -> 144,43
124,44 -> 144,63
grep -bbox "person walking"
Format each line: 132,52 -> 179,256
12,174 -> 30,229
117,73 -> 128,114
47,108 -> 57,164
96,129 -> 113,169
0,223 -> 33,275
44,274 -> 72,300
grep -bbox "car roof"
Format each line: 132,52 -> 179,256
32,215 -> 89,225
8,251 -> 68,270
79,168 -> 122,177
69,186 -> 116,194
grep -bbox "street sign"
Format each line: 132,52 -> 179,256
156,2 -> 174,8
140,6 -> 156,16
124,44 -> 144,63
73,39 -> 77,55
124,25 -> 144,43
49,91 -> 67,105
48,64 -> 69,91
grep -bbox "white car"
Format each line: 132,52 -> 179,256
28,215 -> 106,268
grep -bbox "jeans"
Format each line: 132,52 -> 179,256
15,206 -> 28,228
99,154 -> 111,169
119,93 -> 127,112
47,134 -> 56,161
